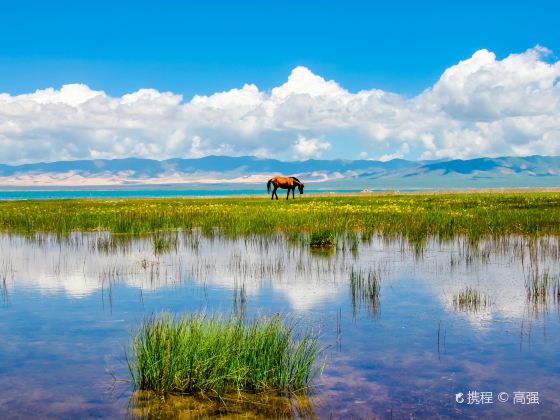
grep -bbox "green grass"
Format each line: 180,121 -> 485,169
524,267 -> 560,316
453,287 -> 491,312
350,268 -> 380,316
526,268 -> 552,304
152,235 -> 175,254
0,193 -> 559,243
126,313 -> 322,397
308,230 -> 336,248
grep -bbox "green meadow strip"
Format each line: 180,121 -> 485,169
0,193 -> 559,241
126,313 -> 322,397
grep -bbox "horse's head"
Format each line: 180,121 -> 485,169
298,183 -> 304,194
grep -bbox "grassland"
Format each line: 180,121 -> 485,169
0,192 -> 559,242
127,313 -> 321,396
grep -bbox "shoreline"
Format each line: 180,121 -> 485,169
1,186 -> 560,201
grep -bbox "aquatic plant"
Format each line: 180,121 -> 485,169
0,259 -> 13,305
523,267 -> 560,317
525,267 -> 551,304
127,313 -> 322,397
152,235 -> 175,254
553,278 -> 560,306
525,267 -> 560,313
93,233 -> 133,254
350,268 -> 381,316
232,282 -> 247,319
339,231 -> 359,253
308,230 -> 336,248
453,287 -> 491,312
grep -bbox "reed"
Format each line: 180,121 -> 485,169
0,259 -> 13,304
308,230 -> 336,248
152,235 -> 175,254
453,287 -> 491,312
350,268 -> 381,316
525,268 -> 551,304
127,313 -> 322,397
553,278 -> 560,306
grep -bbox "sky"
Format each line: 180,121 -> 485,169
0,0 -> 559,164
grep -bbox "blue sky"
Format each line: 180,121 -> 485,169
1,0 -> 557,97
0,0 -> 559,163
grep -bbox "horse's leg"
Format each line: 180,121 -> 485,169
274,187 -> 278,200
292,188 -> 295,199
286,188 -> 290,200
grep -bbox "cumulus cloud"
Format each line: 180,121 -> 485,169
293,135 -> 331,159
0,46 -> 559,164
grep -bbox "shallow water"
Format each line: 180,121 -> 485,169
1,232 -> 559,419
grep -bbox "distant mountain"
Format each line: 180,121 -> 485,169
0,155 -> 559,189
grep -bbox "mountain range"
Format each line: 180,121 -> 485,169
0,155 -> 559,189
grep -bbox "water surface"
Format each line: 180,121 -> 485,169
0,188 -> 362,200
1,232 -> 559,418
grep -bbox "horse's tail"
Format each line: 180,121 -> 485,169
267,179 -> 272,193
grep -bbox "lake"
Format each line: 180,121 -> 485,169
0,188 -> 365,201
1,231 -> 559,418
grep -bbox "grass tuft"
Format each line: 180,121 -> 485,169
526,267 -> 551,304
308,230 -> 336,248
350,268 -> 380,316
126,313 -> 322,397
152,235 -> 175,254
554,278 -> 560,306
453,287 -> 491,312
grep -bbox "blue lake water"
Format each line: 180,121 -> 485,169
0,232 -> 559,418
0,188 -> 363,200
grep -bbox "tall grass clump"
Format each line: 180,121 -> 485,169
1,259 -> 13,305
524,268 -> 560,316
453,287 -> 491,312
525,267 -> 552,305
553,278 -> 560,306
340,231 -> 359,253
350,268 -> 380,316
127,313 -> 322,397
152,234 -> 176,254
308,230 -> 336,248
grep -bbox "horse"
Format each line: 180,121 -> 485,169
266,176 -> 305,200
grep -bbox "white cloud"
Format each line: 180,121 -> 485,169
0,46 -> 559,164
379,142 -> 409,162
293,135 -> 331,159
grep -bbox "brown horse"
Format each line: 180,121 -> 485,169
267,176 -> 304,200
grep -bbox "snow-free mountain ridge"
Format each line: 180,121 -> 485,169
0,155 -> 558,189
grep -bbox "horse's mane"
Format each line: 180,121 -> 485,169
290,176 -> 301,183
